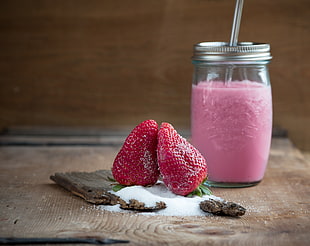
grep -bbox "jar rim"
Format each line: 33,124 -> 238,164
192,42 -> 272,62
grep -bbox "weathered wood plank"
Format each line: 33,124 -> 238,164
50,170 -> 119,205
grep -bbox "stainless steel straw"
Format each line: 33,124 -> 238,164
225,0 -> 245,82
229,0 -> 244,46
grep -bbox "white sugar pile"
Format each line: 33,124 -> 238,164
98,182 -> 221,216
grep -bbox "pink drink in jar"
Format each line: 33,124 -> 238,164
191,81 -> 272,186
191,42 -> 273,187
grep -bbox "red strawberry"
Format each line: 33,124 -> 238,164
112,119 -> 159,186
157,122 -> 210,196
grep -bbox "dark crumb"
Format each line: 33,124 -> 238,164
119,199 -> 166,212
200,199 -> 246,217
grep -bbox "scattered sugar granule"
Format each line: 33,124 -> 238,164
98,181 -> 221,216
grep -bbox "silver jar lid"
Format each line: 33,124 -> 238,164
192,42 -> 272,62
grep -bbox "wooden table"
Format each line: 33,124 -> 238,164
0,131 -> 309,246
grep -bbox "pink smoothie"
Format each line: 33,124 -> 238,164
191,81 -> 272,184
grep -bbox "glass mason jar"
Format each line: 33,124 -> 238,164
191,42 -> 273,188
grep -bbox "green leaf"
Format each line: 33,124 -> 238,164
112,184 -> 127,192
197,188 -> 203,197
107,176 -> 116,182
199,184 -> 212,196
186,183 -> 212,197
186,188 -> 200,198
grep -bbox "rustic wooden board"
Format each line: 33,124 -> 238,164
50,170 -> 119,205
0,137 -> 309,245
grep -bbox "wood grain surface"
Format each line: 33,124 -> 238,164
0,0 -> 309,150
0,136 -> 309,245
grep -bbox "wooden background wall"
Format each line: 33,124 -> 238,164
0,0 -> 309,150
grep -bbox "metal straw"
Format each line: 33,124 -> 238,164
229,0 -> 244,46
225,0 -> 244,82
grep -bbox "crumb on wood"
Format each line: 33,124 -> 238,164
200,199 -> 246,217
119,199 -> 167,212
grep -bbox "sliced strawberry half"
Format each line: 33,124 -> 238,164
112,119 -> 159,186
157,122 -> 210,196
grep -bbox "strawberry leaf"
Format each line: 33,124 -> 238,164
186,183 -> 212,197
199,184 -> 212,196
112,184 -> 127,192
107,176 -> 116,182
